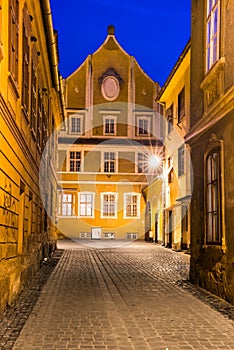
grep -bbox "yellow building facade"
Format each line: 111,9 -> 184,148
0,0 -> 63,313
156,42 -> 192,250
187,0 -> 234,304
57,26 -> 163,240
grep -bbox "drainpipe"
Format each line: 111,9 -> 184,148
40,0 -> 60,92
59,75 -> 66,122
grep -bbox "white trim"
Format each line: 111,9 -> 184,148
102,115 -> 117,136
101,151 -> 118,173
69,114 -> 84,135
123,192 -> 141,219
66,149 -> 84,172
58,180 -> 148,185
101,76 -> 120,101
78,192 -> 95,218
99,110 -> 121,114
135,115 -> 152,136
58,193 -> 75,217
100,192 -> 118,219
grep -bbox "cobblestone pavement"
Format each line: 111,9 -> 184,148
1,240 -> 234,350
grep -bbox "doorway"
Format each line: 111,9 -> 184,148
168,210 -> 173,248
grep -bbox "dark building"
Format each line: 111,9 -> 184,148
186,0 -> 234,303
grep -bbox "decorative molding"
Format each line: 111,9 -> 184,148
200,57 -> 225,111
98,68 -> 123,85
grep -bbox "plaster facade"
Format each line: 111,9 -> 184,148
0,0 -> 63,313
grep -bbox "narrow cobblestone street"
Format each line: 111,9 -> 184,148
1,240 -> 234,350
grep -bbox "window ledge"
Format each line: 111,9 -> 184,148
202,244 -> 223,251
200,57 -> 225,91
8,74 -> 19,98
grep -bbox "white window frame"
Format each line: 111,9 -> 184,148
69,114 -> 83,134
206,0 -> 220,72
137,152 -> 147,173
58,193 -> 75,216
78,192 -> 95,218
102,151 -> 116,173
103,115 -> 117,135
178,145 -> 185,177
137,116 -> 151,136
68,150 -> 82,172
124,193 -> 140,219
101,192 -> 118,218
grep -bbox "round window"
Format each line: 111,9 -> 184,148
101,76 -> 120,101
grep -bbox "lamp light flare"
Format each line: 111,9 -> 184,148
148,154 -> 160,169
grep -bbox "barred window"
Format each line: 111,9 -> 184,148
205,148 -> 222,244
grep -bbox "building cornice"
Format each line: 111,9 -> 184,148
185,84 -> 234,144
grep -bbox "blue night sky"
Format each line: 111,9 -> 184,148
50,0 -> 191,87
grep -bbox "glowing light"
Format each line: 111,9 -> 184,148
144,150 -> 164,175
148,154 -> 160,169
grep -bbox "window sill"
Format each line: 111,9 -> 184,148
124,216 -> 140,219
202,244 -> 223,250
101,217 -> 118,219
0,44 -> 3,62
21,106 -> 30,123
200,57 -> 225,91
8,74 -> 19,99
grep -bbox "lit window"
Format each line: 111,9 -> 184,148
205,148 -> 221,244
104,117 -> 115,135
71,117 -> 81,133
178,87 -> 185,123
69,151 -> 81,172
124,193 -> 140,218
9,0 -> 19,84
206,0 -> 219,71
167,104 -> 173,134
178,146 -> 185,176
79,193 -> 94,217
137,153 -> 147,173
104,152 -> 115,172
101,193 -> 117,218
58,194 -> 74,216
